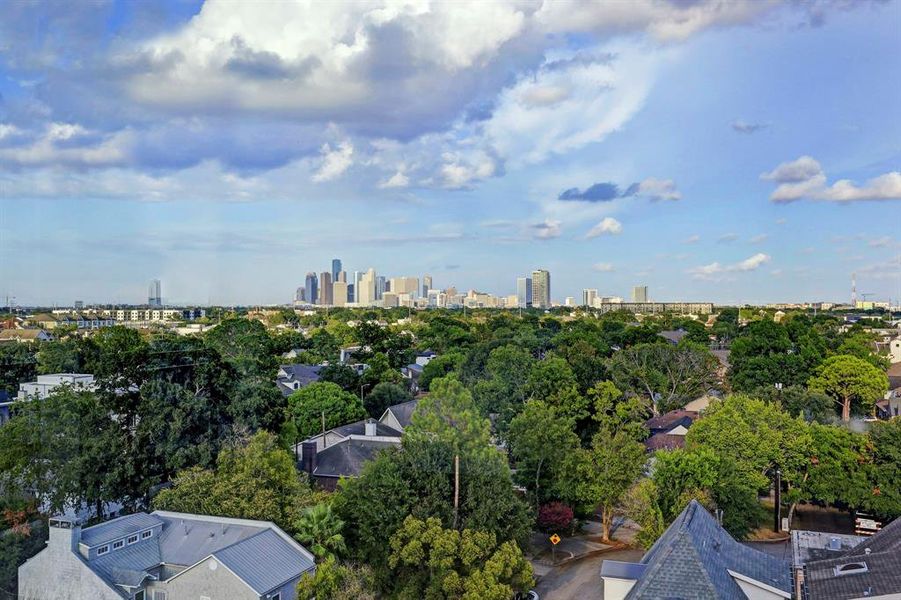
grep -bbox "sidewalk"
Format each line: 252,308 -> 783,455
529,517 -> 639,570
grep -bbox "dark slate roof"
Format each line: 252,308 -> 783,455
625,500 -> 791,599
329,419 -> 402,439
382,398 -> 419,429
405,363 -> 424,374
278,364 -> 322,384
658,329 -> 689,344
0,390 -> 8,403
644,410 -> 698,434
80,513 -> 163,547
213,528 -> 315,594
804,550 -> 901,600
314,438 -> 400,478
644,432 -> 686,452
845,517 -> 901,556
600,560 -> 648,580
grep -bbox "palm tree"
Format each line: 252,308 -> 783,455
294,503 -> 346,558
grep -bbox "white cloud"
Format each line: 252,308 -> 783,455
378,170 -> 410,189
689,252 -> 771,280
683,234 -> 700,244
532,219 -> 562,240
0,122 -> 132,168
312,141 -> 354,182
717,233 -> 739,243
631,177 -> 681,201
749,233 -> 769,244
585,217 -> 623,238
762,156 -> 901,203
592,262 -> 615,272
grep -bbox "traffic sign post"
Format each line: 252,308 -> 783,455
550,533 -> 560,563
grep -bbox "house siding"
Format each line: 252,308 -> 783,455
152,556 -> 258,600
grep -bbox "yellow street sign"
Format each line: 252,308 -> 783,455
550,534 -> 561,545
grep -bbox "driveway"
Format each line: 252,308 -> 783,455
534,548 -> 644,600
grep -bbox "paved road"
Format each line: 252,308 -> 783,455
534,548 -> 644,600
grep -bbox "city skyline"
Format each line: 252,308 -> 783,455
1,1 -> 900,306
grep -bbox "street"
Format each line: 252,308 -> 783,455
534,548 -> 645,600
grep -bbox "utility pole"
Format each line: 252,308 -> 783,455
453,454 -> 460,530
774,468 -> 782,533
321,411 -> 326,443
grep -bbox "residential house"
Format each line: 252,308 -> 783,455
299,419 -> 401,490
378,398 -> 419,433
275,364 -> 323,397
876,387 -> 901,420
887,362 -> 901,391
793,518 -> 901,599
19,511 -> 316,600
643,409 -> 700,452
601,500 -> 792,599
17,373 -> 96,400
0,329 -> 53,343
402,350 -> 437,392
657,329 -> 689,345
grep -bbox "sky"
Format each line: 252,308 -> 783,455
0,0 -> 899,307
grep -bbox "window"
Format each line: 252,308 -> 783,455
153,592 -> 167,600
127,534 -> 139,545
113,540 -> 124,550
134,592 -> 145,600
271,594 -> 281,600
834,562 -> 869,576
97,545 -> 110,556
141,530 -> 153,539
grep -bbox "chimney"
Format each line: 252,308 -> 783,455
301,441 -> 318,474
365,418 -> 377,437
48,517 -> 81,553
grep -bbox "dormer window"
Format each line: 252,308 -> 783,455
141,530 -> 153,539
834,562 -> 869,576
127,534 -> 139,545
97,545 -> 110,556
113,540 -> 124,550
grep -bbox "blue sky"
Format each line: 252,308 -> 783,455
0,0 -> 899,306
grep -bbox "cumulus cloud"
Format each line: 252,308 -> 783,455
683,234 -> 701,244
585,217 -> 623,238
762,156 -> 901,203
312,141 -> 354,182
689,252 -> 772,280
717,233 -> 739,243
731,120 -> 768,134
592,262 -> 615,272
624,178 -> 682,201
378,170 -> 410,189
749,233 -> 769,243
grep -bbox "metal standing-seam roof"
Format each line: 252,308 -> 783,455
213,528 -> 316,594
625,500 -> 792,599
80,513 -> 164,547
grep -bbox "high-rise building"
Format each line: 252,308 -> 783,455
305,272 -> 319,305
319,272 -> 333,305
347,283 -> 355,303
632,286 -> 648,303
148,279 -> 162,307
332,281 -> 348,307
516,277 -> 532,308
376,276 -> 387,300
358,268 -> 377,305
531,270 -> 551,308
582,289 -> 598,307
423,275 -> 433,297
331,259 -> 342,283
74,300 -> 84,310
337,270 -> 347,283
390,276 -> 419,298
294,287 -> 306,303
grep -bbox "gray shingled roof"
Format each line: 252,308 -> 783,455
80,513 -> 163,547
625,500 -> 791,599
214,528 -> 314,594
314,438 -> 400,478
383,398 -> 419,429
329,419 -> 402,439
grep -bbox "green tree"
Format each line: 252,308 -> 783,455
294,503 -> 346,558
287,382 -> 367,438
419,351 -> 465,391
405,376 -> 491,457
507,401 -> 579,511
204,317 -> 275,377
387,516 -> 533,600
296,555 -> 376,600
808,355 -> 888,421
364,382 -> 413,418
622,479 -> 666,549
154,431 -> 314,532
318,364 -> 362,393
609,343 -> 719,415
0,343 -> 36,396
556,429 -> 646,541
867,419 -> 901,517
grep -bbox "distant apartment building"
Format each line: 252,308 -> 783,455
390,277 -> 419,298
104,308 -> 205,323
583,289 -> 598,307
594,302 -> 714,315
18,373 -> 96,400
376,275 -> 387,300
32,312 -> 116,330
632,285 -> 649,303
516,277 -> 532,308
422,274 -> 433,297
20,511 -> 315,600
305,272 -> 318,305
357,269 -> 377,305
148,279 -> 162,307
531,270 -> 551,309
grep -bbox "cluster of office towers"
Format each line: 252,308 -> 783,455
515,270 -> 551,309
295,259 -> 433,308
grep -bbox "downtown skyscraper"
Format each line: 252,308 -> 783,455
531,269 -> 551,309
